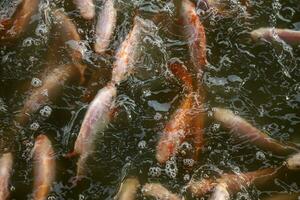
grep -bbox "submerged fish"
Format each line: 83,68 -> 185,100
263,193 -> 300,200
114,177 -> 140,200
250,28 -> 300,45
188,152 -> 300,198
212,107 -> 299,156
142,183 -> 182,200
16,64 -> 81,126
32,134 -> 55,200
0,153 -> 13,200
156,60 -> 205,164
94,0 -> 117,54
208,183 -> 230,200
178,0 -> 207,74
52,10 -> 87,83
73,84 -> 117,180
111,16 -> 150,85
73,0 -> 95,20
0,0 -> 40,41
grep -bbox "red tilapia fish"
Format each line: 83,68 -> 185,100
72,83 -> 117,180
262,192 -> 300,200
52,10 -> 87,83
16,64 -> 81,126
73,0 -> 95,20
142,183 -> 182,200
94,0 -> 117,54
156,60 -> 205,164
0,153 -> 13,200
114,177 -> 140,200
111,16 -> 150,85
212,107 -> 299,156
0,0 -> 40,41
179,0 -> 207,74
250,28 -> 300,45
32,135 -> 55,200
188,152 -> 300,199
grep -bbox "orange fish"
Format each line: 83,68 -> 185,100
212,107 -> 299,156
94,0 -> 117,54
114,177 -> 140,200
0,0 -> 40,42
142,183 -> 182,200
16,64 -> 81,126
111,16 -> 150,85
32,134 -> 56,200
72,0 -> 95,20
251,28 -> 300,45
179,0 -> 207,73
156,60 -> 205,164
0,152 -> 13,200
188,152 -> 300,198
52,10 -> 87,83
72,84 -> 117,181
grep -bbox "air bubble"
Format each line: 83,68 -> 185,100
211,123 -> 220,132
183,174 -> 190,182
31,78 -> 42,88
165,160 -> 178,179
180,142 -> 193,156
30,122 -> 40,131
183,159 -> 195,167
138,140 -> 146,149
48,196 -> 56,200
256,151 -> 266,161
154,112 -> 162,120
148,166 -> 162,177
79,194 -> 85,200
40,106 -> 52,117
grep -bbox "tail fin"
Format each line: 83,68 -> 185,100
168,59 -> 194,91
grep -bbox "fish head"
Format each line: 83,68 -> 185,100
250,28 -> 271,41
286,152 -> 300,170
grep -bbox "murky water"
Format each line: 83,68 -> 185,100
0,0 -> 300,199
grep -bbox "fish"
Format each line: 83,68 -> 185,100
212,107 -> 299,156
0,0 -> 40,41
73,0 -> 95,20
94,0 -> 117,54
262,193 -> 300,200
286,152 -> 300,170
114,177 -> 140,200
156,60 -> 205,164
32,134 -> 56,200
72,83 -> 117,180
111,16 -> 149,85
188,152 -> 300,198
208,183 -> 230,200
142,183 -> 183,200
250,28 -> 300,45
178,0 -> 207,74
16,64 -> 81,126
0,152 -> 13,200
52,10 -> 87,83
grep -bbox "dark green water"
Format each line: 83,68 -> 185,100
0,0 -> 300,199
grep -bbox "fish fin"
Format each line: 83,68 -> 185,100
64,151 -> 79,159
168,59 -> 194,91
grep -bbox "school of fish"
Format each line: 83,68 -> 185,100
0,0 -> 300,199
